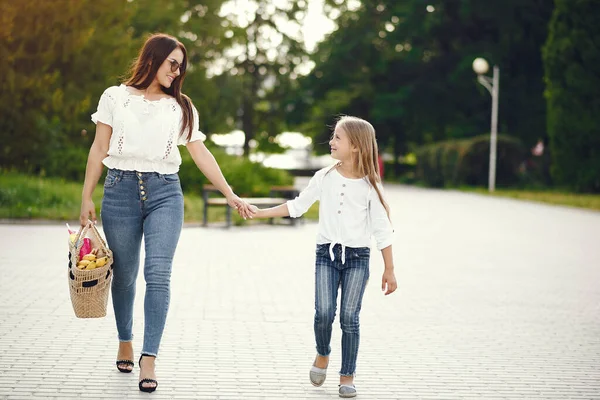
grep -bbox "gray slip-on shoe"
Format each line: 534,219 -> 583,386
309,364 -> 327,386
310,356 -> 329,387
339,384 -> 357,398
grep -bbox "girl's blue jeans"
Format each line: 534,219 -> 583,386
314,243 -> 370,376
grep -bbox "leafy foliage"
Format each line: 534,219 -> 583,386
543,0 -> 600,192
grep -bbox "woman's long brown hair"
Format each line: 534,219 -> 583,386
124,33 -> 194,141
335,116 -> 391,219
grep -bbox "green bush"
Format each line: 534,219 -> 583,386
439,140 -> 469,186
178,143 -> 293,197
415,134 -> 525,187
415,145 -> 434,186
457,135 -> 526,186
382,161 -> 416,181
40,143 -> 90,181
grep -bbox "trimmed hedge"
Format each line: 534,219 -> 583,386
415,134 -> 526,187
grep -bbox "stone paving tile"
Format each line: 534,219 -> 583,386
1,185 -> 600,399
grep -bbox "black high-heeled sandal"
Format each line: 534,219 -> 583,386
116,359 -> 134,373
138,354 -> 158,393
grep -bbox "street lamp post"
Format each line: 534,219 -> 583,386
472,58 -> 499,192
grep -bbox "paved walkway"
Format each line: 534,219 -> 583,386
1,185 -> 599,399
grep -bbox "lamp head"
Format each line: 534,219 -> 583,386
472,58 -> 489,75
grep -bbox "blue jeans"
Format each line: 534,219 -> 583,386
314,243 -> 370,376
101,169 -> 184,357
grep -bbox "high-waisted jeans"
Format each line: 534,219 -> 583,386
101,168 -> 184,356
314,243 -> 370,376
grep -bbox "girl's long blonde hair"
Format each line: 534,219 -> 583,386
335,115 -> 390,218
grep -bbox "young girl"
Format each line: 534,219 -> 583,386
80,33 -> 253,393
250,116 -> 397,398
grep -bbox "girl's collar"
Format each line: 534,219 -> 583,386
333,163 -> 365,181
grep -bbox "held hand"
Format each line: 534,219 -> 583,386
248,204 -> 260,217
226,194 -> 255,220
80,199 -> 97,227
381,269 -> 397,295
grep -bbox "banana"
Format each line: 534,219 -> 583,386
82,254 -> 97,261
86,261 -> 97,270
91,248 -> 99,256
95,256 -> 108,267
77,259 -> 91,268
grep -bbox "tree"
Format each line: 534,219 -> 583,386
290,0 -> 553,166
543,0 -> 600,192
215,0 -> 310,155
0,0 -> 134,175
127,0 -> 238,135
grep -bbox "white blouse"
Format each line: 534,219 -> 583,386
91,84 -> 206,174
287,165 -> 394,263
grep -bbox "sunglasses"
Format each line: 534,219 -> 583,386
167,58 -> 184,73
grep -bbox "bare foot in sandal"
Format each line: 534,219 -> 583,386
116,342 -> 134,373
138,354 -> 158,393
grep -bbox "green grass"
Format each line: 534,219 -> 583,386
461,187 -> 600,211
0,172 -> 320,223
0,173 -> 101,220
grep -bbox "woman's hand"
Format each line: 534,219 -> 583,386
80,199 -> 97,227
382,269 -> 397,295
226,194 -> 256,220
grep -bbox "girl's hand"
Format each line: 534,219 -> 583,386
226,194 -> 255,219
80,199 -> 97,227
248,204 -> 260,217
382,270 -> 397,295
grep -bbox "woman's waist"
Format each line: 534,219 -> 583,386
103,156 -> 180,174
107,168 -> 178,178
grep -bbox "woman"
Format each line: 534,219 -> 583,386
80,33 -> 254,392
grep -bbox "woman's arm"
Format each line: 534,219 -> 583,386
186,140 -> 254,219
80,122 -> 112,226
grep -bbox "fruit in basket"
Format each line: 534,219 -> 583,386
96,256 -> 109,267
77,259 -> 91,269
82,253 -> 97,261
86,261 -> 97,270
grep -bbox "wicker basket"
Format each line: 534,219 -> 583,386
68,222 -> 113,318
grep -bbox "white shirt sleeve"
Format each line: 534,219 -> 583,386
369,184 -> 394,250
286,168 -> 327,218
91,86 -> 118,127
178,104 -> 207,145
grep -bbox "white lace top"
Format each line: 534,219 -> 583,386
91,84 -> 206,174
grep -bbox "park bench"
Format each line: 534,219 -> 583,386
202,185 -> 301,228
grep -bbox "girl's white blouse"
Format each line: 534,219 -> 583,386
287,166 -> 394,263
91,84 -> 206,174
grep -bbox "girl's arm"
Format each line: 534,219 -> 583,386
251,167 -> 325,219
381,245 -> 397,295
186,140 -> 254,219
252,203 -> 290,219
370,186 -> 397,295
80,122 -> 111,226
